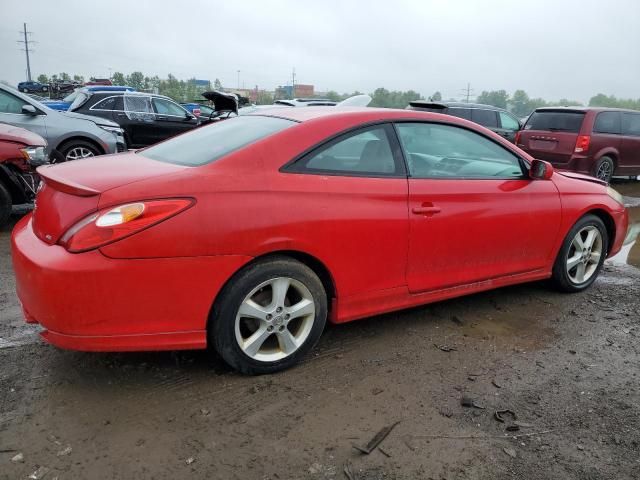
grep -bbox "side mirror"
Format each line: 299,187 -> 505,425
530,159 -> 554,180
22,104 -> 38,115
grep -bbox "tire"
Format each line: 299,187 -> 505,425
0,182 -> 11,229
594,156 -> 614,183
58,140 -> 100,161
551,214 -> 608,293
210,256 -> 328,375
41,86 -> 48,92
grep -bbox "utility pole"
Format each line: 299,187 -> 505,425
292,67 -> 296,97
237,70 -> 240,90
17,23 -> 35,81
460,83 -> 474,103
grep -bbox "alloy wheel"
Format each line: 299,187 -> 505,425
566,226 -> 603,284
596,161 -> 612,181
234,277 -> 315,362
65,147 -> 95,161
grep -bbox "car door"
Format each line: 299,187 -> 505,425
151,97 -> 198,143
0,89 -> 48,140
283,124 -> 409,313
395,122 -> 561,293
120,95 -> 157,148
496,111 -> 521,142
620,113 -> 640,174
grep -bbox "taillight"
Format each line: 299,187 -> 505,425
574,135 -> 590,153
59,198 -> 194,253
514,131 -> 521,145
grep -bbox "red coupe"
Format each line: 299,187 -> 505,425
11,108 -> 628,374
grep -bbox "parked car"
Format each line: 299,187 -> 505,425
17,81 -> 49,94
0,84 -> 126,161
12,107 -> 627,374
69,91 -> 198,148
42,86 -> 136,111
516,107 -> 640,183
0,123 -> 48,228
85,79 -> 113,86
406,101 -> 522,142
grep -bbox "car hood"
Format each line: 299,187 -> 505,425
60,111 -> 120,128
556,169 -> 607,186
201,90 -> 238,114
0,123 -> 47,146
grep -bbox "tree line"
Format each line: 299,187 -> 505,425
31,72 -> 640,113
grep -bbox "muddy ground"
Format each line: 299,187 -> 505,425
1,181 -> 639,480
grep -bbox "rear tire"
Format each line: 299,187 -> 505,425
0,182 -> 12,230
59,140 -> 100,161
594,156 -> 614,183
551,214 -> 608,293
209,256 -> 327,375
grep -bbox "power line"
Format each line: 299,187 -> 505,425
460,82 -> 474,103
17,23 -> 35,81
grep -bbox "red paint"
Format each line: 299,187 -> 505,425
11,108 -> 629,352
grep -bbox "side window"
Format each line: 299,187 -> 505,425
123,95 -> 154,121
471,109 -> 498,128
292,126 -> 400,176
447,108 -> 472,120
153,98 -> 188,116
622,113 -> 640,136
91,96 -> 123,111
593,111 -> 621,134
0,90 -> 29,114
396,122 -> 523,179
499,112 -> 520,131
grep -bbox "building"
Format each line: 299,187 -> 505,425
294,84 -> 314,97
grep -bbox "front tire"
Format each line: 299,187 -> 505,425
59,140 -> 100,161
594,156 -> 614,183
210,257 -> 327,375
551,214 -> 608,292
0,182 -> 12,229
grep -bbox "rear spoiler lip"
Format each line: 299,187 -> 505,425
36,165 -> 100,197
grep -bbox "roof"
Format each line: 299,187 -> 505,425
409,100 -> 509,112
534,106 -> 639,113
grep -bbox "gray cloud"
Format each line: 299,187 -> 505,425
2,0 -> 639,103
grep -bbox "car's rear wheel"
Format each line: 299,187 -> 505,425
594,156 -> 614,183
0,183 -> 12,229
59,140 -> 100,161
551,214 -> 608,292
210,257 -> 327,374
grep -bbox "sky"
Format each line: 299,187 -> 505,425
1,0 -> 639,103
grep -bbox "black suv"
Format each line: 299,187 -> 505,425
406,101 -> 522,142
69,91 -> 199,148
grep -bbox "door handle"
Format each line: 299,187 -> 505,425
412,205 -> 441,216
156,115 -> 167,120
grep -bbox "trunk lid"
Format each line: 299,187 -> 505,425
33,152 -> 187,244
518,109 -> 586,163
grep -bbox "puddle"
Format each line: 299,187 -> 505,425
609,203 -> 640,269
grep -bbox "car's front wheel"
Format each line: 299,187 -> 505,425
59,140 -> 100,161
210,257 -> 327,374
551,214 -> 608,292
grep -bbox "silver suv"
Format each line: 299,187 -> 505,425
0,84 -> 126,161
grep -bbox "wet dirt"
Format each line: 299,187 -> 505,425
1,184 -> 639,480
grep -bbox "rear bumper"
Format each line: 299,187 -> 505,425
11,214 -> 252,352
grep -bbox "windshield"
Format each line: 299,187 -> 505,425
525,111 -> 585,133
139,115 -> 296,166
63,90 -> 80,102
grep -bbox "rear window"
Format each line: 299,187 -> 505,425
524,111 -> 585,133
447,108 -> 472,120
139,116 -> 296,166
471,109 -> 498,128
